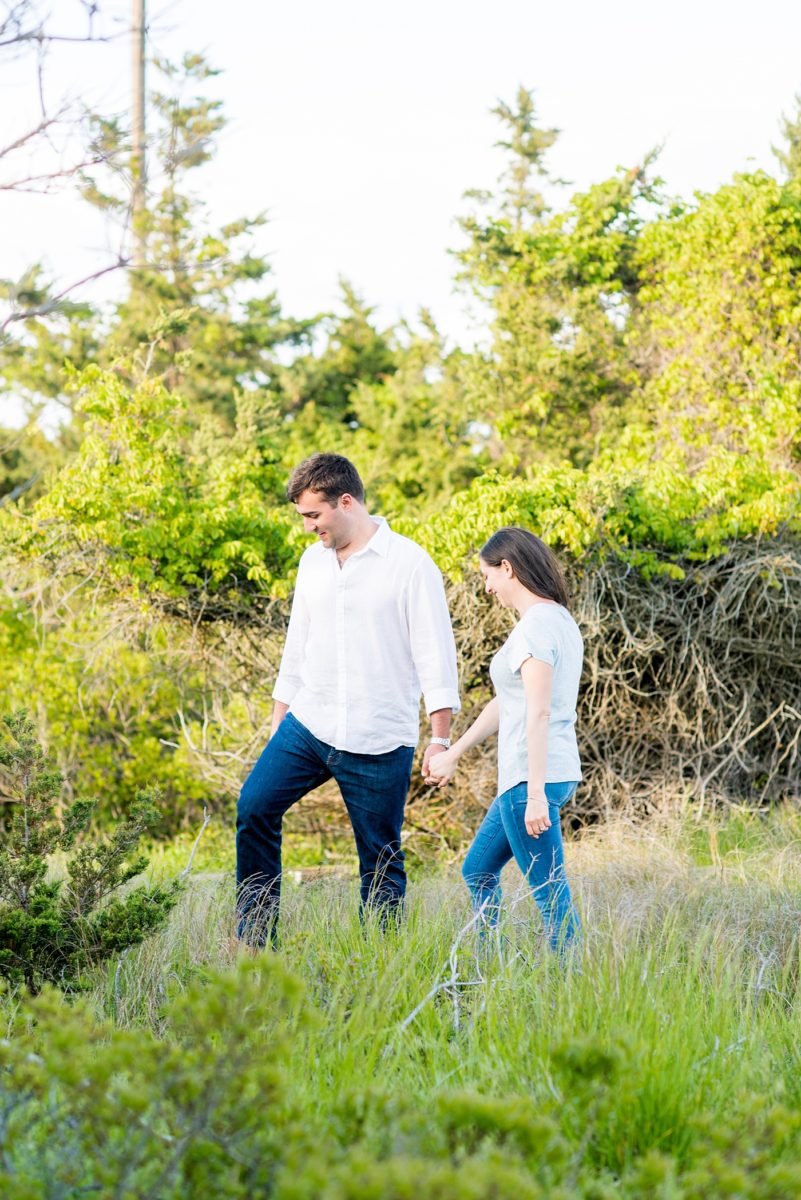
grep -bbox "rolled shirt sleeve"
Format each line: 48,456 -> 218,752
506,621 -> 557,676
407,556 -> 461,715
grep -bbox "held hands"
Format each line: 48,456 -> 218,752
423,745 -> 460,787
423,741 -> 551,841
525,794 -> 551,839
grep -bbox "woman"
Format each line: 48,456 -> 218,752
426,527 -> 583,952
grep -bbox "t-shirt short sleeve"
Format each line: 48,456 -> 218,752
506,618 -> 557,675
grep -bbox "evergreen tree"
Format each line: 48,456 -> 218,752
458,86 -> 661,467
81,53 -> 312,426
773,92 -> 801,180
0,268 -> 98,415
491,85 -> 560,227
276,279 -> 397,440
461,86 -> 559,232
333,312 -> 486,515
0,709 -> 179,994
0,418 -> 62,507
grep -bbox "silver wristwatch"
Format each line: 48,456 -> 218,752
429,737 -> 452,748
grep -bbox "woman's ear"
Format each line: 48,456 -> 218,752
500,558 -> 515,579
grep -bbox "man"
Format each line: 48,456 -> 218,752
236,452 -> 460,943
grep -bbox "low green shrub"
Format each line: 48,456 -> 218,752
0,958 -> 308,1198
2,959 -> 801,1198
0,709 -> 179,993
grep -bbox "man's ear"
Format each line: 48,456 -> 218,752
339,493 -> 353,512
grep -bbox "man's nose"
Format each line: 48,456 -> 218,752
304,518 -> 316,532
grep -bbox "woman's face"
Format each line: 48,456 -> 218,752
479,557 -> 516,607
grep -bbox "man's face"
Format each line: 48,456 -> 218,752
295,489 -> 351,550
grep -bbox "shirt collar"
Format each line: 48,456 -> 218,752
361,515 -> 391,557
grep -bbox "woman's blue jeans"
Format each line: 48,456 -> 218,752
236,712 -> 415,945
462,781 -> 581,952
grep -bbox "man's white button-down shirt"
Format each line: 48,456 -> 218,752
273,518 -> 461,754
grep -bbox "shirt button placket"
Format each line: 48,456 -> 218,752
335,567 -> 347,747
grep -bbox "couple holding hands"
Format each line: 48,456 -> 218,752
236,453 -> 583,953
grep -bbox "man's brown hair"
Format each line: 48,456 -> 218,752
287,453 -> 365,504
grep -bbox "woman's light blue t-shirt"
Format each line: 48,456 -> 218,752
489,602 -> 583,795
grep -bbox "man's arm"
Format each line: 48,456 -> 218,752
425,697 -> 500,785
422,706 -> 453,780
271,559 -> 311,732
270,700 -> 290,737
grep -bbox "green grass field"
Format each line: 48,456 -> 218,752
2,806 -> 801,1197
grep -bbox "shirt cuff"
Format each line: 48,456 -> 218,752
423,688 -> 461,716
272,676 -> 300,705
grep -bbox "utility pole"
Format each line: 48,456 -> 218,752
131,0 -> 146,268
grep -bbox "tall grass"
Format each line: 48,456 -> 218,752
84,808 -> 801,1186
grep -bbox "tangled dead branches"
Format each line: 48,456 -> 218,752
570,539 -> 801,819
369,538 -> 801,844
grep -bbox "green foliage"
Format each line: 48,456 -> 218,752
0,265 -> 99,413
401,454 -> 801,581
283,308 -> 487,517
632,172 -> 801,465
276,280 -> 398,435
0,957 -> 306,1196
0,597 -> 215,830
23,359 -> 294,599
346,346 -> 485,516
773,91 -> 801,180
457,157 -> 661,466
481,85 -> 560,226
0,418 -> 64,507
0,709 -> 179,994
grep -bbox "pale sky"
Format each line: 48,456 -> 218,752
3,0 -> 801,427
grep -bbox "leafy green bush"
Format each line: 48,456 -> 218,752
19,360 -> 295,600
0,709 -> 179,993
0,957 -> 308,1197
0,603 -> 216,830
400,460 -> 801,582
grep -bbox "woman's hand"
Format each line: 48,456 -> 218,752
424,747 -> 460,787
524,794 -> 551,838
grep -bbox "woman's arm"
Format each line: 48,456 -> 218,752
520,656 -> 554,837
424,696 -> 500,786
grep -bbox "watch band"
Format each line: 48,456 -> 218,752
429,737 -> 451,748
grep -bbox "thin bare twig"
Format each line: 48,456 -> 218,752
179,809 -> 211,880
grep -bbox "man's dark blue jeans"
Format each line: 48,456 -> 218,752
236,712 -> 415,945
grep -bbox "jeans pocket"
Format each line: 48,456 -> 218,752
506,783 -> 529,806
544,781 -> 579,809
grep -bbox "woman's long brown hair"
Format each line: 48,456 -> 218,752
480,526 -> 570,608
